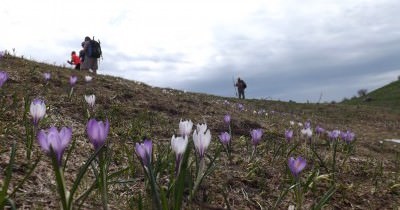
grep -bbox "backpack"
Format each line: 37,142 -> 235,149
88,38 -> 102,58
243,81 -> 247,89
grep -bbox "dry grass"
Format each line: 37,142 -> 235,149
1,55 -> 400,209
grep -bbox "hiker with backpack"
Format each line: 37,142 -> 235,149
235,77 -> 247,99
67,51 -> 81,70
81,36 -> 102,74
79,42 -> 85,63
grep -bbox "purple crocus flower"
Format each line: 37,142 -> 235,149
315,125 -> 325,135
0,71 -> 8,88
285,130 -> 293,142
43,72 -> 51,81
341,130 -> 355,143
304,120 -> 311,129
86,118 -> 110,150
288,156 -> 307,177
30,99 -> 46,126
250,128 -> 263,146
237,103 -> 244,111
193,123 -> 211,159
223,114 -> 231,124
70,75 -> 77,86
219,132 -> 231,146
328,130 -> 341,140
135,139 -> 153,168
37,127 -> 72,166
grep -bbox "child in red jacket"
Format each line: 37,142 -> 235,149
67,51 -> 81,70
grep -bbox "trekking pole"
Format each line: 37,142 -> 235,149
232,76 -> 238,97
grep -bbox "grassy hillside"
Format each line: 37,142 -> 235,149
343,79 -> 400,110
0,55 -> 400,209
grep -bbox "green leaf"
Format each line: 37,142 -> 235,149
0,142 -> 17,209
273,183 -> 300,209
68,145 -> 105,206
312,185 -> 336,210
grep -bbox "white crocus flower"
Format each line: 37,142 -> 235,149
301,127 -> 313,138
30,99 -> 46,126
84,94 -> 96,108
179,119 -> 193,137
193,123 -> 211,159
171,135 -> 188,157
85,75 -> 93,82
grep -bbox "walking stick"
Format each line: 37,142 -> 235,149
232,76 -> 238,97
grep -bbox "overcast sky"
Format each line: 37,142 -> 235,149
2,0 -> 400,102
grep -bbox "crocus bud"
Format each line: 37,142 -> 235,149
135,139 -> 152,168
219,132 -> 231,146
171,135 -> 188,174
43,72 -> 51,81
0,71 -> 8,88
288,156 -> 306,177
171,135 -> 188,157
86,119 -> 109,150
304,121 -> 311,129
285,129 -> 293,142
37,127 -> 72,166
250,128 -> 263,146
70,75 -> 77,86
85,75 -> 93,82
223,114 -> 231,124
193,123 -> 211,159
30,99 -> 46,126
315,125 -> 325,135
84,94 -> 96,108
179,119 -> 193,137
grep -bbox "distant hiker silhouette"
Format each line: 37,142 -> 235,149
67,51 -> 81,70
79,42 -> 85,63
81,36 -> 100,74
235,77 -> 247,99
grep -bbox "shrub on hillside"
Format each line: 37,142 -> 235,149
357,89 -> 368,97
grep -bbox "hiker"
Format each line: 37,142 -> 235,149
235,77 -> 247,99
67,51 -> 81,70
81,36 -> 99,74
79,42 -> 85,63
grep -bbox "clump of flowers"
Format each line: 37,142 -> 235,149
328,130 -> 341,140
341,130 -> 355,144
193,123 -> 211,159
